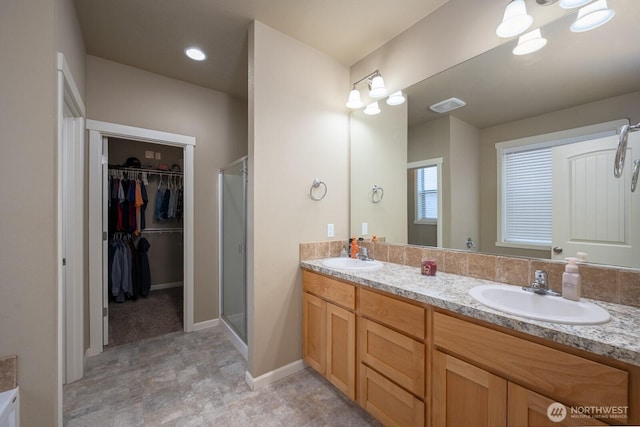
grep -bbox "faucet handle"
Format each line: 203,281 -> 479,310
534,270 -> 548,287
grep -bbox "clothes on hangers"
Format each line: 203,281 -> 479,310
108,235 -> 152,302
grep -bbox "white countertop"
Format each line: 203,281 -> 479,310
301,258 -> 640,367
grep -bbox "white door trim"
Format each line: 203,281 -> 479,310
87,120 -> 196,357
56,52 -> 86,427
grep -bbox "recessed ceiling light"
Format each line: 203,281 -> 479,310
185,47 -> 206,61
429,97 -> 466,114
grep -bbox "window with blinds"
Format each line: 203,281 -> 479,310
503,147 -> 552,245
416,166 -> 438,224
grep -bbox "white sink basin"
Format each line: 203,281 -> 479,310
322,257 -> 383,271
469,284 -> 610,325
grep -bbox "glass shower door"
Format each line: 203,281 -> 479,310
220,157 -> 247,343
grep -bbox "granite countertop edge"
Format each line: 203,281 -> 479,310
301,259 -> 640,367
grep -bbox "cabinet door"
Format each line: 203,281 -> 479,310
303,292 -> 326,374
360,364 -> 425,427
508,383 -> 608,427
432,351 -> 507,427
326,303 -> 356,399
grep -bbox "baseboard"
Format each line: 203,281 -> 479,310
85,345 -> 101,358
192,318 -> 219,331
245,359 -> 305,390
150,281 -> 183,291
221,318 -> 248,360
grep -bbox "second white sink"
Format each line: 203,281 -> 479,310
469,284 -> 610,325
322,257 -> 383,271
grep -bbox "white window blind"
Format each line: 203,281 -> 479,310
416,166 -> 438,222
503,147 -> 552,245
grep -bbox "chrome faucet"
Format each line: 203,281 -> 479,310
522,270 -> 561,296
358,247 -> 372,261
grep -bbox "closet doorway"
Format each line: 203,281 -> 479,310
87,120 -> 195,356
219,157 -> 248,353
106,138 -> 185,347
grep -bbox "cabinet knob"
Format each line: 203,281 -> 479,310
553,246 -> 563,255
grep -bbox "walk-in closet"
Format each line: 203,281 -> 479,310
106,138 -> 185,347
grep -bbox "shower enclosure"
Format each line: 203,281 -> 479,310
220,157 -> 247,344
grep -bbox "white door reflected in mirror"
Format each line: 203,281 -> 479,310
552,132 -> 640,268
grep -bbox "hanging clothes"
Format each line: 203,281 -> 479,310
155,182 -> 165,221
138,237 -> 151,297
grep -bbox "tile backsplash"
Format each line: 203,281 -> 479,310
0,355 -> 17,393
300,240 -> 640,308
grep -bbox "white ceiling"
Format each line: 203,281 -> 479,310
73,0 -> 449,98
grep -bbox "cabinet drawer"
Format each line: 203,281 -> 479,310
359,287 -> 425,340
359,364 -> 425,427
433,312 -> 628,410
303,270 -> 356,310
359,318 -> 425,396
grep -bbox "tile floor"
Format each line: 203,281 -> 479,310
64,326 -> 380,426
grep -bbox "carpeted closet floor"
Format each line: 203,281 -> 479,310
107,286 -> 184,347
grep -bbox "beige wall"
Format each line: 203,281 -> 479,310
408,117 -> 450,246
55,0 -> 86,101
87,56 -> 247,322
479,90 -> 640,258
350,0 -> 567,96
407,116 -> 479,250
248,21 -> 349,377
351,101 -> 407,243
449,116 -> 480,251
0,1 -> 59,425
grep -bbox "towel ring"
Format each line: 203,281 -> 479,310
632,159 -> 640,193
371,185 -> 384,203
309,179 -> 327,201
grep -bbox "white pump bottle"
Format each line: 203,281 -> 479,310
562,257 -> 581,301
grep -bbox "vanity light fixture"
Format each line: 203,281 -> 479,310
559,0 -> 592,8
496,0 -> 534,38
570,0 -> 615,32
345,70 -> 389,109
513,28 -> 548,55
185,47 -> 206,61
364,102 -> 381,116
345,89 -> 364,109
386,91 -> 406,106
369,75 -> 388,99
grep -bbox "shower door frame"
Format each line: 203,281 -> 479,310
218,156 -> 248,355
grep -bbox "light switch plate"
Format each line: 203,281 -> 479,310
327,224 -> 334,238
155,152 -> 161,160
145,150 -> 154,159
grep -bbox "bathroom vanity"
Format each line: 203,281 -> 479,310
301,259 -> 640,427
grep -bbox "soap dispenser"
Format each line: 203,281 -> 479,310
351,237 -> 359,259
562,257 -> 581,301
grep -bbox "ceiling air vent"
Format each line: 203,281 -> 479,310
429,97 -> 466,113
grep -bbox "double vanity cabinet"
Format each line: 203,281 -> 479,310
301,266 -> 640,427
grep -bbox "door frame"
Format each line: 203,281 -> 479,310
86,120 -> 196,356
56,52 -> 86,426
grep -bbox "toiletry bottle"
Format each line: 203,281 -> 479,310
340,247 -> 348,257
351,237 -> 359,259
562,257 -> 581,301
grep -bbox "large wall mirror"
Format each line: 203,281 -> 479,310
350,0 -> 640,268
